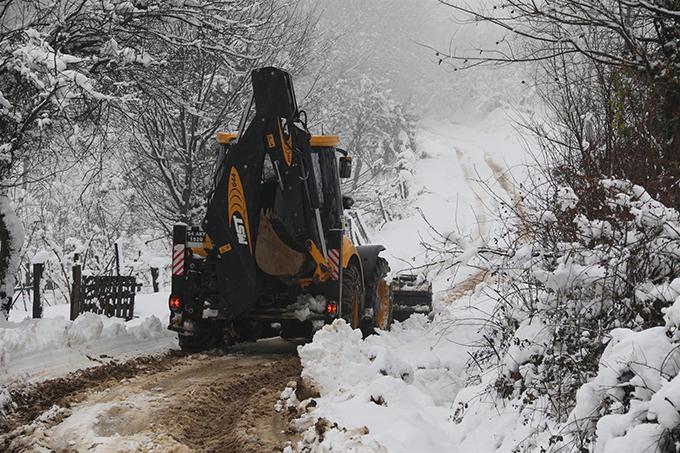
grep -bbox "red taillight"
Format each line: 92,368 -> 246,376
169,295 -> 182,311
326,303 -> 337,315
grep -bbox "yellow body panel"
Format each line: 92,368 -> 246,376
216,132 -> 339,149
341,235 -> 360,270
277,122 -> 293,166
310,135 -> 340,147
307,239 -> 331,283
216,132 -> 237,144
300,235 -> 362,287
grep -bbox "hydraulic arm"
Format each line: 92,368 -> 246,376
202,67 -> 327,316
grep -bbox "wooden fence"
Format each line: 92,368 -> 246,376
76,275 -> 137,321
30,257 -> 163,320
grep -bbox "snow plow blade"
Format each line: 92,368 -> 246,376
390,274 -> 433,322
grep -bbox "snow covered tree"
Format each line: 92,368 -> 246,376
119,1 -> 318,230
304,73 -> 419,225
0,0 -> 317,317
15,146 -> 140,304
0,2 -> 109,318
438,1 -> 680,449
438,0 -> 680,206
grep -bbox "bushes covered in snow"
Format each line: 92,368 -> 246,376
458,179 -> 680,452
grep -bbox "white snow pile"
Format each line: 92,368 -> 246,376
283,289 -> 499,452
275,381 -> 300,414
0,312 -> 166,367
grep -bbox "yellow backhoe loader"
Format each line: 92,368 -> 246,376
167,67 -> 432,351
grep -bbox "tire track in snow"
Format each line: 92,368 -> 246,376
484,154 -> 531,242
456,148 -> 488,241
442,154 -> 527,304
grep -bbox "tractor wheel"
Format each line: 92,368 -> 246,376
178,322 -> 224,352
365,257 -> 393,335
342,261 -> 364,329
281,320 -> 314,340
234,319 -> 262,343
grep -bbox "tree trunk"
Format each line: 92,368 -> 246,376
352,158 -> 363,191
0,195 -> 25,320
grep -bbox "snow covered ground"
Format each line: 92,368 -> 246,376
1,292 -> 176,389
377,109 -> 529,294
291,291 -> 498,452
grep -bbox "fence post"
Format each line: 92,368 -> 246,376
150,267 -> 159,293
32,262 -> 43,319
114,241 -> 121,276
70,254 -> 81,321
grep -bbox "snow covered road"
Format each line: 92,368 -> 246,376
0,113 -> 530,452
377,113 -> 528,294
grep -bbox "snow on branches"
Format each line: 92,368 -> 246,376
0,0 -> 318,316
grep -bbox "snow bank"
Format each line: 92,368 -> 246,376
0,292 -> 176,387
287,288 -> 497,452
0,309 -> 166,361
291,138 -> 680,452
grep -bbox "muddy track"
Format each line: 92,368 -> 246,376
1,339 -> 301,452
484,155 -> 531,243
441,268 -> 491,304
0,352 -> 184,436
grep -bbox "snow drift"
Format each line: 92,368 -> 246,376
0,292 -> 176,414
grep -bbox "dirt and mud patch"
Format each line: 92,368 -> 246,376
0,352 -> 183,435
1,339 -> 301,452
157,353 -> 301,452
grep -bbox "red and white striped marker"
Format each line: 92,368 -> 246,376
328,249 -> 340,280
172,244 -> 185,276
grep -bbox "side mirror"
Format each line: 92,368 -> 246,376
339,156 -> 352,179
342,195 -> 355,210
